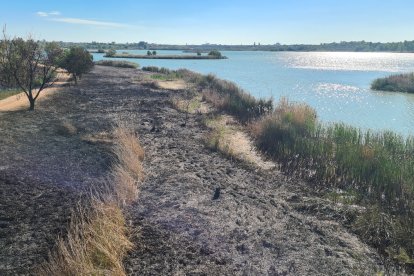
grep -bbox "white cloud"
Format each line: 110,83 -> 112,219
36,11 -> 131,29
49,17 -> 129,28
36,11 -> 61,17
36,11 -> 48,17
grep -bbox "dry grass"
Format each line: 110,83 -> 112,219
38,200 -> 132,276
39,121 -> 144,275
171,95 -> 204,114
204,115 -> 275,170
156,79 -> 187,90
112,121 -> 145,201
56,120 -> 78,136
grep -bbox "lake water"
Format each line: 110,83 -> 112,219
94,50 -> 414,136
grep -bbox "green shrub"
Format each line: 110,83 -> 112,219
60,47 -> 94,84
208,50 -> 222,58
200,74 -> 273,122
95,60 -> 139,69
142,66 -> 171,74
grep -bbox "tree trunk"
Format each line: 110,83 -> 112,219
29,99 -> 35,111
74,74 -> 78,85
28,95 -> 35,111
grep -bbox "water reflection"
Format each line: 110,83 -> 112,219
94,50 -> 414,136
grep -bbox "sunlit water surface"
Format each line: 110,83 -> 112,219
94,51 -> 414,136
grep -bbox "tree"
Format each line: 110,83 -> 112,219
152,50 -> 157,56
60,47 -> 93,85
208,50 -> 222,58
147,50 -> 152,56
0,30 -> 64,110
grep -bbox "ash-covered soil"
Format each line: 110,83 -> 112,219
0,66 -> 386,275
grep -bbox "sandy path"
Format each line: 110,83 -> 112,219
0,74 -> 69,112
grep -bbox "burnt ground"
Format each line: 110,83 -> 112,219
0,66 -> 388,275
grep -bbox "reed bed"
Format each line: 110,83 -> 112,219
251,99 -> 414,266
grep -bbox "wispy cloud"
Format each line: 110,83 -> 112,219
49,17 -> 129,28
37,11 -> 61,17
36,11 -> 129,29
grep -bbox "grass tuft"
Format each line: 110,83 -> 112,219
39,121 -> 144,275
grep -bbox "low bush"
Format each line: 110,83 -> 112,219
142,66 -> 171,74
200,74 -> 273,122
95,60 -> 139,69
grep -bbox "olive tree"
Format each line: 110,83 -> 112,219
0,31 -> 63,110
60,47 -> 94,84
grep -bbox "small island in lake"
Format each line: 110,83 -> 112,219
103,49 -> 227,59
371,72 -> 414,93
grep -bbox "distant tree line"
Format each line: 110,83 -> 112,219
59,40 -> 414,53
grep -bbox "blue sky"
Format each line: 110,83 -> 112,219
1,0 -> 414,44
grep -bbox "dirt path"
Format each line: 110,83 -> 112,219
0,74 -> 69,112
0,66 -> 385,275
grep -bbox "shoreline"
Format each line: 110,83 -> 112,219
104,54 -> 227,60
0,66 -> 387,274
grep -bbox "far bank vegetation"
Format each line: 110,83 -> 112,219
371,73 -> 414,93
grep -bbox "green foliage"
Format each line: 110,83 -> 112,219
208,50 -> 222,58
95,60 -> 139,69
371,73 -> 414,93
146,50 -> 152,56
142,66 -> 171,74
152,50 -> 157,56
60,47 -> 94,84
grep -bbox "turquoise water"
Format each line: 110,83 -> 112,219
94,50 -> 414,136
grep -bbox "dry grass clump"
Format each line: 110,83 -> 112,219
56,120 -> 78,136
112,122 -> 145,204
205,126 -> 234,158
38,200 -> 132,275
39,121 -> 144,275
